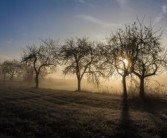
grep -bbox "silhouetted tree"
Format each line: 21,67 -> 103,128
104,27 -> 134,96
0,62 -> 7,81
60,37 -> 103,91
130,21 -> 166,97
22,39 -> 59,88
1,60 -> 21,81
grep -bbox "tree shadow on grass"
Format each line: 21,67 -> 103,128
116,95 -> 137,138
129,96 -> 167,113
142,97 -> 167,137
128,96 -> 167,137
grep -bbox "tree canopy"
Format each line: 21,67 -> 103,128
22,39 -> 60,88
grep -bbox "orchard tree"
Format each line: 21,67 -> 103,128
60,37 -> 103,91
0,62 -> 7,80
130,21 -> 167,97
1,60 -> 21,81
22,39 -> 59,88
104,24 -> 137,96
103,41 -> 131,96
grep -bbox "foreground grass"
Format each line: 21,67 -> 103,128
0,86 -> 167,138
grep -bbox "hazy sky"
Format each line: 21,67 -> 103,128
0,0 -> 167,60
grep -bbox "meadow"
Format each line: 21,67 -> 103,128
0,81 -> 167,138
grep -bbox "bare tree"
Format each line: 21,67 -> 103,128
1,60 -> 21,81
130,21 -> 166,97
0,62 -> 7,81
60,37 -> 103,91
103,44 -> 130,96
22,39 -> 59,88
104,26 -> 136,96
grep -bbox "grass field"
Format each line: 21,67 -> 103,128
0,83 -> 167,138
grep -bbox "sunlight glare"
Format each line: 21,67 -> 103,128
123,58 -> 129,68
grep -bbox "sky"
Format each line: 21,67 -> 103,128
0,0 -> 167,60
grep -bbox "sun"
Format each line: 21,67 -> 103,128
116,57 -> 130,73
123,58 -> 129,68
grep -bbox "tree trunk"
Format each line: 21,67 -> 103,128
35,73 -> 39,88
77,78 -> 81,92
139,77 -> 145,97
122,75 -> 127,97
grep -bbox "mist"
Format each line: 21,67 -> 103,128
38,72 -> 167,95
